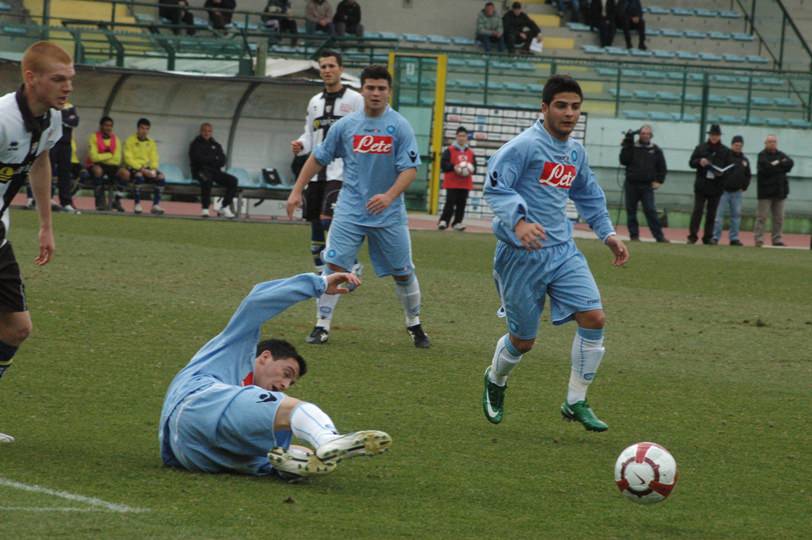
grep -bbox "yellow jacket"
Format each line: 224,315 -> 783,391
123,134 -> 160,170
71,138 -> 78,164
87,132 -> 122,166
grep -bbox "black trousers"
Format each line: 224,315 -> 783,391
505,27 -> 540,52
689,192 -> 722,243
198,169 -> 238,209
439,188 -> 469,226
619,16 -> 646,48
624,181 -> 664,240
50,142 -> 74,207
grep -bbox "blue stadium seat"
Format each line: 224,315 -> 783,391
466,58 -> 487,68
399,95 -> 418,105
487,81 -> 507,91
427,34 -> 452,45
681,113 -> 700,122
378,31 -> 398,40
708,31 -> 731,40
648,111 -> 677,121
527,83 -> 544,93
752,96 -> 775,106
503,82 -> 526,92
787,119 -> 812,128
645,6 -> 670,15
566,22 -> 591,32
226,168 -> 253,187
708,94 -> 728,104
712,74 -> 737,84
609,88 -> 633,98
622,68 -> 643,78
717,10 -> 741,18
694,8 -> 717,17
451,36 -> 476,46
364,31 -> 382,39
623,110 -> 647,120
666,71 -> 687,81
659,28 -> 683,38
607,46 -> 631,56
728,95 -> 748,106
162,164 -> 192,185
633,90 -> 656,100
456,79 -> 483,90
684,30 -> 708,39
757,76 -> 785,86
671,7 -> 695,16
402,33 -> 428,43
746,55 -> 769,64
765,117 -> 786,127
655,91 -> 680,102
774,97 -> 796,107
643,70 -> 668,80
596,67 -> 618,77
683,93 -> 701,103
652,49 -> 676,59
581,45 -> 604,54
748,116 -> 768,125
491,61 -> 515,70
676,51 -> 699,60
731,32 -> 754,41
723,54 -> 747,63
447,57 -> 467,67
698,52 -> 723,61
629,48 -> 653,57
512,61 -> 535,71
718,115 -> 745,124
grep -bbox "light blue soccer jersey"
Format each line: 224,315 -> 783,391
159,273 -> 326,474
485,120 -> 615,247
313,106 -> 421,228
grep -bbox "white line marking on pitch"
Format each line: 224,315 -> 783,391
0,477 -> 150,513
0,506 -> 109,512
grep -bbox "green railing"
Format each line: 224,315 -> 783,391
736,0 -> 812,72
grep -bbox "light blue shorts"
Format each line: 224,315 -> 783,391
493,240 -> 603,340
324,216 -> 414,277
166,383 -> 292,476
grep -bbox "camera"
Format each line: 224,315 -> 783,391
622,128 -> 640,145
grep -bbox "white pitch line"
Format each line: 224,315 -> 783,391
0,477 -> 149,513
0,506 -> 108,513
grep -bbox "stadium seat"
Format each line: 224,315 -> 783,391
527,83 -> 544,93
684,30 -> 708,39
596,67 -> 618,77
711,74 -> 737,84
161,164 -> 192,185
566,22 -> 591,32
605,46 -> 630,56
745,55 -> 769,64
787,119 -> 812,128
581,44 -> 604,55
652,49 -> 676,59
648,111 -> 678,121
629,48 -> 653,57
226,168 -> 253,186
718,115 -> 744,124
427,34 -> 452,45
773,97 -> 796,107
731,32 -> 754,41
643,70 -> 668,80
487,81 -> 507,91
466,58 -> 487,69
758,76 -> 785,86
683,93 -> 701,103
698,52 -> 723,61
728,95 -> 748,106
633,90 -> 656,100
655,91 -> 680,102
752,96 -> 775,106
609,88 -> 633,98
378,31 -> 398,40
676,51 -> 699,60
765,117 -> 786,127
671,7 -> 695,16
402,33 -> 428,43
681,113 -> 700,122
708,94 -> 728,104
718,10 -> 741,18
451,36 -> 476,46
645,6 -> 670,15
622,68 -> 643,78
623,110 -> 647,120
694,8 -> 717,17
723,54 -> 747,63
708,31 -> 731,40
659,28 -> 684,38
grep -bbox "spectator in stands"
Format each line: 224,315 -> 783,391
476,2 -> 505,53
503,2 -> 541,54
25,101 -> 79,213
306,0 -> 335,34
189,123 -> 238,219
616,0 -> 646,50
204,0 -> 235,30
438,126 -> 476,231
87,116 -> 129,212
334,0 -> 363,37
754,135 -> 793,247
159,0 -> 196,35
711,135 -> 750,246
590,0 -> 616,47
262,0 -> 298,38
619,124 -> 668,243
124,118 -> 166,216
687,124 -> 732,245
555,0 -> 581,23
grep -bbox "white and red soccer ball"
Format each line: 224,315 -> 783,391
614,442 -> 678,504
454,160 -> 474,177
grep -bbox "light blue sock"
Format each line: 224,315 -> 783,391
394,273 -> 421,327
568,327 -> 605,404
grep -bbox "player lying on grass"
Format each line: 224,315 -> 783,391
158,271 -> 391,480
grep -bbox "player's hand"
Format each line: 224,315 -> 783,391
652,181 -> 662,189
35,226 -> 55,266
325,272 -> 361,294
291,140 -> 303,155
286,189 -> 302,219
366,193 -> 394,214
515,219 -> 546,251
606,236 -> 629,267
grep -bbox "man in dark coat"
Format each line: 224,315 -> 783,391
619,124 -> 668,242
333,0 -> 363,37
754,135 -> 793,247
711,135 -> 750,246
687,124 -> 732,244
503,2 -> 541,54
188,122 -> 238,218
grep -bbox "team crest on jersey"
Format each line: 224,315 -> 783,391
386,125 -> 396,134
353,135 -> 393,154
0,166 -> 16,183
539,162 -> 576,189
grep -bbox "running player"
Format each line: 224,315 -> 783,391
481,75 -> 629,431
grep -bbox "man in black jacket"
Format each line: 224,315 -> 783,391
334,0 -> 363,37
503,2 -> 541,54
688,124 -> 732,245
754,135 -> 793,247
616,0 -> 646,50
188,123 -> 238,218
711,135 -> 750,246
619,124 -> 668,242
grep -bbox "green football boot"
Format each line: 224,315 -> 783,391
561,400 -> 608,432
482,367 -> 507,424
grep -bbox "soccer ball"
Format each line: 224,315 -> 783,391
614,442 -> 678,504
454,161 -> 474,177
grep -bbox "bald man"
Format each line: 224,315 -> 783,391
755,135 -> 793,247
0,41 -> 75,442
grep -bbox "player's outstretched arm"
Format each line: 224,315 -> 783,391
30,151 -> 55,265
286,154 -> 326,218
605,235 -> 630,266
325,272 -> 361,294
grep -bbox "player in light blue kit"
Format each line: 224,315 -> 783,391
287,65 -> 430,348
481,75 -> 629,431
159,271 -> 391,480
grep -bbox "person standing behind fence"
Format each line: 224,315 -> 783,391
124,118 -> 166,216
188,123 -> 238,219
438,126 -> 475,232
754,135 -> 793,247
618,124 -> 668,242
687,124 -> 731,245
711,135 -> 750,246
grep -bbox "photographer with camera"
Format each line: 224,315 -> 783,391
619,125 -> 669,242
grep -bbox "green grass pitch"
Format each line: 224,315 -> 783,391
0,210 -> 809,539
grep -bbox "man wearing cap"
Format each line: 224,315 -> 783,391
688,124 -> 732,245
754,135 -> 793,247
712,135 -> 750,246
503,2 -> 542,54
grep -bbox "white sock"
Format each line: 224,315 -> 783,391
489,334 -> 522,386
567,328 -> 605,405
394,274 -> 421,327
315,293 -> 340,331
290,402 -> 340,448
